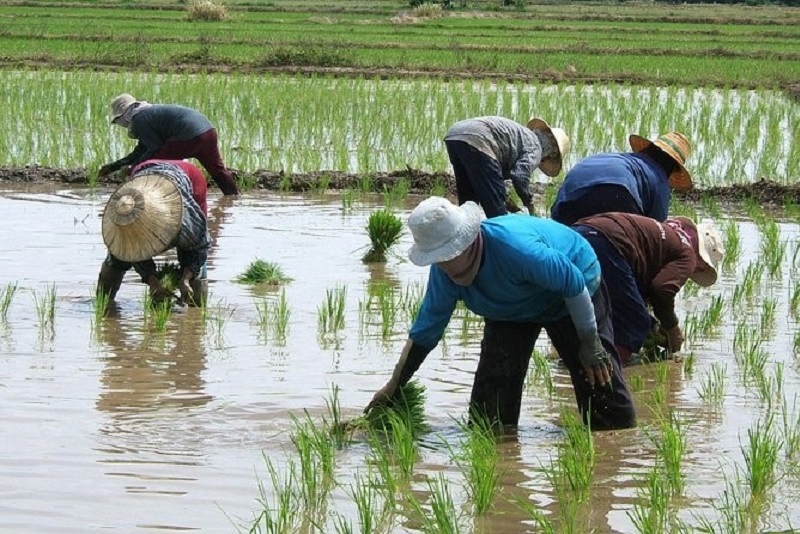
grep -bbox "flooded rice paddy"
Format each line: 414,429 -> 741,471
1,183 -> 799,533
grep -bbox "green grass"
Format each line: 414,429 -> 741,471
235,259 -> 292,285
362,209 -> 403,263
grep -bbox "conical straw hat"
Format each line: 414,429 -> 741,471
629,132 -> 692,191
527,118 -> 570,177
102,174 -> 183,262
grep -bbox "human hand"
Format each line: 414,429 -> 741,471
364,379 -> 400,414
149,285 -> 175,305
505,198 -> 521,213
665,325 -> 684,353
577,334 -> 613,388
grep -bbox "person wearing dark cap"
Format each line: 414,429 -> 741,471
96,160 -> 210,307
98,94 -> 239,195
365,196 -> 636,431
572,212 -> 724,366
445,116 -> 570,218
551,132 -> 692,225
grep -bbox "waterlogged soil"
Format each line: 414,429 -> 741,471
1,182 -> 799,532
2,164 -> 800,205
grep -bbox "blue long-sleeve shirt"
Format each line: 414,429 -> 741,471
409,216 -> 601,349
550,152 -> 671,222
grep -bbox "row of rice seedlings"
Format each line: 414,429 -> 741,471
730,261 -> 765,309
721,219 -> 741,273
344,470 -> 385,534
289,410 -> 337,518
207,299 -> 235,348
362,209 -> 403,264
740,416 -> 782,510
91,289 -> 111,328
255,289 -> 291,344
781,394 -> 800,462
0,282 -> 17,320
382,179 -> 409,209
758,218 -> 784,279
32,283 -> 56,331
406,472 -> 462,533
3,71 -> 795,186
733,322 -> 769,386
318,285 -> 347,335
645,410 -> 687,496
248,455 -> 302,533
341,189 -> 356,213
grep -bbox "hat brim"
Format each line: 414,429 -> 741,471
102,174 -> 183,262
408,202 -> 484,266
629,134 -> 692,192
527,118 -> 563,177
673,215 -> 717,287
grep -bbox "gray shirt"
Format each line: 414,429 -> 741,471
445,116 -> 546,207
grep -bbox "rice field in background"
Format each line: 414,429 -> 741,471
0,70 -> 797,188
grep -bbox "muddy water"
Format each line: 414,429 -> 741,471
1,184 -> 799,533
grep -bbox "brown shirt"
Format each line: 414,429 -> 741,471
575,212 -> 695,329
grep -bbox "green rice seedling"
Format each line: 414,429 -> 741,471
698,363 -> 726,405
698,194 -> 722,219
273,289 -> 291,342
151,299 -> 172,332
428,179 -> 448,198
629,373 -> 645,393
318,285 -> 347,335
312,174 -> 331,196
341,189 -> 356,213
0,282 -> 17,320
255,297 -> 270,339
649,411 -> 686,496
32,283 -> 56,330
790,282 -> 800,317
513,496 -> 556,534
759,218 -> 783,279
382,178 -> 409,208
331,513 -> 353,534
249,455 -> 301,534
278,173 -> 292,193
655,361 -> 669,386
555,408 -> 596,502
289,411 -> 335,514
383,410 -> 418,480
407,472 -> 460,534
324,383 -> 351,449
794,330 -> 800,355
543,184 -> 559,216
721,219 -> 741,272
362,209 -> 403,263
236,259 -> 292,285
682,351 -> 696,377
527,349 -> 555,398
361,380 -> 428,438
741,416 -> 781,502
691,472 -> 749,534
208,299 -> 234,346
649,386 -> 667,412
781,394 -> 800,461
760,298 -> 777,334
627,463 -> 669,534
92,288 -> 111,324
347,470 -> 384,534
449,415 -> 501,515
365,428 -> 400,514
378,285 -> 398,340
682,279 -> 700,298
698,295 -> 724,335
357,175 -> 373,195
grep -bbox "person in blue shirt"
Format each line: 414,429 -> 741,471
550,132 -> 692,225
365,197 -> 636,430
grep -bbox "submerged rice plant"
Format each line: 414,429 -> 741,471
698,363 -> 726,405
318,285 -> 347,335
249,455 -> 301,534
0,282 -> 17,320
362,209 -> 403,263
450,415 -> 501,515
627,463 -> 670,534
741,416 -> 782,502
236,259 -> 292,285
407,472 -> 461,534
32,283 -> 56,330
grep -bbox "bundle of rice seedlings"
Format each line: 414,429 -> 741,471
362,209 -> 403,263
187,0 -> 228,21
156,261 -> 182,293
352,380 -> 429,437
235,259 -> 292,285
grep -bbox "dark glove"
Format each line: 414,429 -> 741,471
577,333 -> 613,388
364,340 -> 430,414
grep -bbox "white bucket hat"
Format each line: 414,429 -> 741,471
672,216 -> 724,286
110,93 -> 137,123
102,174 -> 183,262
408,197 -> 484,267
527,118 -> 570,177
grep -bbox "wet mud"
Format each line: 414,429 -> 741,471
1,164 -> 798,205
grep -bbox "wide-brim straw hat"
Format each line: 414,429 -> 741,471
110,93 -> 136,123
629,132 -> 693,191
527,118 -> 570,177
408,198 -> 484,267
102,174 -> 183,262
673,216 -> 724,287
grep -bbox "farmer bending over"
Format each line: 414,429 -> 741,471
99,93 -> 239,195
551,132 -> 692,225
573,213 -> 724,366
96,160 -> 210,307
445,116 -> 570,218
365,197 -> 636,431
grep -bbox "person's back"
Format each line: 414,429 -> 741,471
130,105 -> 213,143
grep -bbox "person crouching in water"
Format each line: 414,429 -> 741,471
96,160 -> 210,307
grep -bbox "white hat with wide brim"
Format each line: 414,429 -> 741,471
102,174 -> 183,262
408,198 -> 484,267
673,216 -> 724,287
527,118 -> 570,177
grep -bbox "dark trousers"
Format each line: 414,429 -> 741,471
153,129 -> 239,195
470,282 -> 636,430
575,227 -> 653,354
446,140 -> 507,218
551,184 -> 642,225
